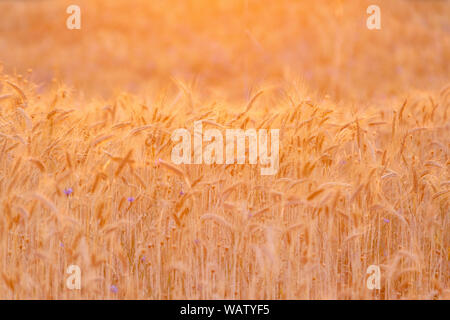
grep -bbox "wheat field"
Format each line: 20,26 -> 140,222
0,0 -> 448,299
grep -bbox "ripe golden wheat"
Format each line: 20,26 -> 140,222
0,0 -> 448,299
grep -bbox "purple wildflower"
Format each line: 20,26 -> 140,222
110,285 -> 118,294
383,218 -> 390,223
59,242 -> 64,248
127,197 -> 135,203
194,239 -> 200,245
63,188 -> 73,196
179,190 -> 185,196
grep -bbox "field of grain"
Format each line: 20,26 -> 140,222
0,0 -> 448,299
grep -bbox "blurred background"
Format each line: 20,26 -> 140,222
1,0 -> 449,101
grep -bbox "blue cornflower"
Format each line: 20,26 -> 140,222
110,285 -> 118,293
